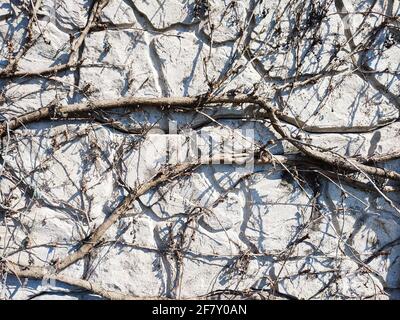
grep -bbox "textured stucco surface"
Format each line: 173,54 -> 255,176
0,0 -> 400,300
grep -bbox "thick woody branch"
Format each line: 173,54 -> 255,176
0,95 -> 256,137
4,260 -> 167,300
256,100 -> 400,182
1,95 -> 397,138
1,95 -> 400,184
55,162 -> 199,271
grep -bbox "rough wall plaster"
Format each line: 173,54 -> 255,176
0,0 -> 399,300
